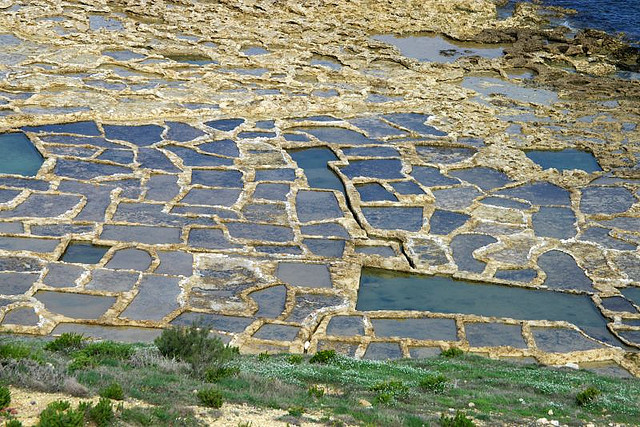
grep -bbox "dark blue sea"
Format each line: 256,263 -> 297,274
500,0 -> 640,44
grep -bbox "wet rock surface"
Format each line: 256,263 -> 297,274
0,0 -> 638,376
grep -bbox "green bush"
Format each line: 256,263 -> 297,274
576,386 -> 601,406
155,325 -> 237,377
288,406 -> 304,417
441,347 -> 464,358
45,333 -> 85,352
0,343 -> 32,360
68,353 -> 95,372
99,382 -> 124,400
0,385 -> 10,409
419,374 -> 448,393
374,392 -> 394,405
440,411 -> 475,427
204,366 -> 240,383
80,341 -> 134,360
309,350 -> 337,364
371,380 -> 409,404
257,352 -> 271,362
197,388 -> 224,409
371,380 -> 409,396
88,398 -> 114,427
287,354 -> 304,364
37,401 -> 84,427
308,385 -> 325,399
6,419 -> 23,427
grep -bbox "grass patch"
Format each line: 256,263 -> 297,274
0,342 -> 34,360
0,334 -> 639,426
119,406 -> 199,426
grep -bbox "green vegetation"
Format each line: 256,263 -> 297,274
0,385 -> 11,409
35,399 -> 114,427
309,349 -> 337,364
419,374 -> 448,393
287,354 -> 304,364
440,411 -> 475,427
308,385 -> 325,398
154,324 -> 237,378
371,380 -> 410,404
0,342 -> 35,360
99,382 -> 124,400
197,388 -> 223,408
45,333 -> 85,353
441,347 -> 464,358
204,365 -> 240,383
288,405 -> 305,417
576,386 -> 601,406
37,401 -> 84,427
87,398 -> 115,427
0,329 -> 639,426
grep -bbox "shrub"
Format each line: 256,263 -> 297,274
440,411 -> 475,427
287,354 -> 304,364
99,382 -> 124,400
441,347 -> 464,358
419,374 -> 448,393
0,359 -> 65,392
576,386 -> 601,406
309,350 -> 337,364
371,380 -> 409,396
6,420 -> 23,427
155,325 -> 237,377
375,392 -> 394,405
68,354 -> 95,372
128,347 -> 190,373
257,352 -> 271,362
197,388 -> 223,409
62,377 -> 90,397
0,343 -> 32,360
80,341 -> 135,360
88,398 -> 114,427
308,385 -> 325,398
371,380 -> 409,404
0,385 -> 10,409
288,406 -> 304,417
37,401 -> 84,427
204,365 -> 239,383
45,333 -> 85,352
